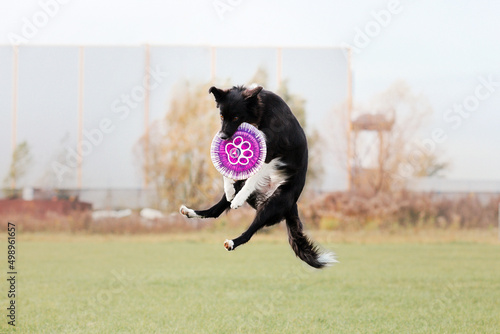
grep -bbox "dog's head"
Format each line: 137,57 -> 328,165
209,85 -> 263,140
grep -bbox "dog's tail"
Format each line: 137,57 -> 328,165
285,212 -> 337,269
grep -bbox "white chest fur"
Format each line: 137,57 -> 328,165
227,158 -> 288,209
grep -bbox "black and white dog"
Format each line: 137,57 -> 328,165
180,85 -> 336,268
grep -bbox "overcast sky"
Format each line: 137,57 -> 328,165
1,0 -> 499,189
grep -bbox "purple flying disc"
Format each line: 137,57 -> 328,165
211,123 -> 267,180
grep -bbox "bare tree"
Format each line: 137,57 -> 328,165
136,82 -> 221,211
3,141 -> 33,197
247,66 -> 268,87
44,133 -> 76,188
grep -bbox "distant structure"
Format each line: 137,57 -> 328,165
348,111 -> 395,190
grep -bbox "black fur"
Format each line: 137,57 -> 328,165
181,85 -> 334,268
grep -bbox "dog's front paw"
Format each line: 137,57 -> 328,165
230,193 -> 247,210
179,205 -> 200,218
224,239 -> 234,251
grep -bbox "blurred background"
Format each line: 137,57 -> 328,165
1,0 -> 499,232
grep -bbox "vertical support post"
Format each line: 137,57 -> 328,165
377,130 -> 384,192
346,47 -> 353,191
210,46 -> 216,84
143,44 -> 151,188
11,45 -> 19,190
77,46 -> 84,189
277,47 -> 283,88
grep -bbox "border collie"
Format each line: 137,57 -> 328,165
180,85 -> 336,268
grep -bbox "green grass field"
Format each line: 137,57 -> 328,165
1,232 -> 499,333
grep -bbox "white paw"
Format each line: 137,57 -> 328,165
230,194 -> 246,210
224,239 -> 234,251
179,205 -> 200,218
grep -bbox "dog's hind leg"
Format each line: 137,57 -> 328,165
224,192 -> 292,251
180,194 -> 231,219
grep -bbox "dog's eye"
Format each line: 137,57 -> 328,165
220,115 -> 224,120
233,116 -> 239,121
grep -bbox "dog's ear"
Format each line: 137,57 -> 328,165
242,86 -> 263,100
208,86 -> 228,102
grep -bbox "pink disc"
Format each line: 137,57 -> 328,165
210,123 -> 267,180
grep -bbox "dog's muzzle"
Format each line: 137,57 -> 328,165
218,132 -> 230,140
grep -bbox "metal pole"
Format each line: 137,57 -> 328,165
144,44 -> 151,188
77,46 -> 84,189
346,47 -> 353,192
11,45 -> 19,190
210,46 -> 216,84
